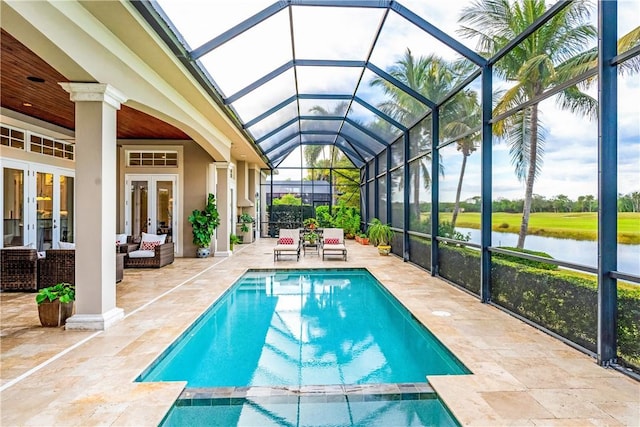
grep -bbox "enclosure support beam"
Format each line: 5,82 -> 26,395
597,0 -> 618,366
480,66 -> 493,303
430,108 -> 440,276
386,147 -> 392,226
403,131 -> 410,261
374,156 -> 380,220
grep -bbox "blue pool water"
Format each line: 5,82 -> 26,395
139,269 -> 469,387
161,394 -> 460,427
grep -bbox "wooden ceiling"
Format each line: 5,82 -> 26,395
1,29 -> 189,139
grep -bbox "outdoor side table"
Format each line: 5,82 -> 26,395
303,242 -> 319,256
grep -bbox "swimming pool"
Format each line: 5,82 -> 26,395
138,269 -> 469,387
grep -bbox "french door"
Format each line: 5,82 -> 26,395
124,174 -> 177,245
1,160 -> 75,250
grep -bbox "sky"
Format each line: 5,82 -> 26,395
156,0 -> 639,201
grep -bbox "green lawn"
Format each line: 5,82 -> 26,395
436,211 -> 640,244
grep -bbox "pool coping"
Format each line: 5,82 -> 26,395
176,382 -> 437,405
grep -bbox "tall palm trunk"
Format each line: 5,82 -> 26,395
413,168 -> 421,221
517,104 -> 539,248
451,151 -> 469,228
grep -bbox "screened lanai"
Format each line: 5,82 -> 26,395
134,0 -> 640,377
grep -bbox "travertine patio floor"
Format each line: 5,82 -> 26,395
1,238 -> 638,426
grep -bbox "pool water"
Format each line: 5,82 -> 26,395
160,393 -> 460,427
139,269 -> 468,387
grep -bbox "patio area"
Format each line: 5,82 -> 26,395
1,239 -> 638,426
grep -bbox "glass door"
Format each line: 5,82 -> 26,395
125,175 -> 176,244
2,167 -> 25,247
36,172 -> 54,251
1,160 -> 74,249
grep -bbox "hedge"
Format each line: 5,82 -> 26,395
436,245 -> 640,370
267,205 -> 314,236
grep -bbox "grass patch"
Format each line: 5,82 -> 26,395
436,212 -> 640,244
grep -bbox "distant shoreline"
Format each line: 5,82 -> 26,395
437,212 -> 640,245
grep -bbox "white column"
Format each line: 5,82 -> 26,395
59,83 -> 126,330
212,162 -> 231,257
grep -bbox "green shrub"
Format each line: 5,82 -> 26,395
493,247 -> 558,270
437,245 -> 640,370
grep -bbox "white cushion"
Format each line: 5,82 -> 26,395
116,233 -> 128,245
58,241 -> 76,249
141,232 -> 167,244
128,250 -> 155,258
4,243 -> 35,249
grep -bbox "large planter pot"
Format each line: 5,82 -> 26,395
377,245 -> 391,255
38,300 -> 74,327
196,247 -> 211,258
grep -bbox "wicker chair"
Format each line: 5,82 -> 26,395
38,249 -> 75,289
0,248 -> 39,291
124,242 -> 175,268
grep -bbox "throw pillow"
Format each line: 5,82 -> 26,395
141,232 -> 167,244
116,233 -> 128,245
278,237 -> 294,245
324,238 -> 340,245
140,240 -> 161,251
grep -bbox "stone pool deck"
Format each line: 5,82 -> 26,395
1,238 -> 638,426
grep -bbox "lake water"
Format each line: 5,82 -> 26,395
458,228 -> 640,276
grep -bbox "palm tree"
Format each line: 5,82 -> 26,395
458,0 -> 597,248
305,102 -> 351,177
441,90 -> 482,227
370,49 -> 460,222
561,25 -> 640,81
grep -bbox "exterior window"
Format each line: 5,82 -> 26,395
127,151 -> 178,167
1,125 -> 74,160
30,133 -> 74,160
0,125 -> 25,150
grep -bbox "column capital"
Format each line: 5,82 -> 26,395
212,161 -> 230,169
59,83 -> 128,110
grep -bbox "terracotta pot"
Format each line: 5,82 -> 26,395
38,300 -> 74,327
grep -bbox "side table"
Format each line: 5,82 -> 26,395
303,242 -> 319,256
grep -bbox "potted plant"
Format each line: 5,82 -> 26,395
36,282 -> 75,327
237,213 -> 254,243
229,233 -> 241,251
304,230 -> 318,245
358,232 -> 369,245
303,217 -> 319,230
188,193 -> 221,258
368,218 -> 393,255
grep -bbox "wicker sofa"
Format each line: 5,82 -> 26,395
38,249 -> 75,289
37,249 -> 125,288
0,248 -> 39,291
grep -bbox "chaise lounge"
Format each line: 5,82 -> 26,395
322,228 -> 347,261
273,228 -> 300,262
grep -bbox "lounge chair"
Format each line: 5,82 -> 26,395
274,228 -> 300,262
322,228 -> 347,261
123,232 -> 174,268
